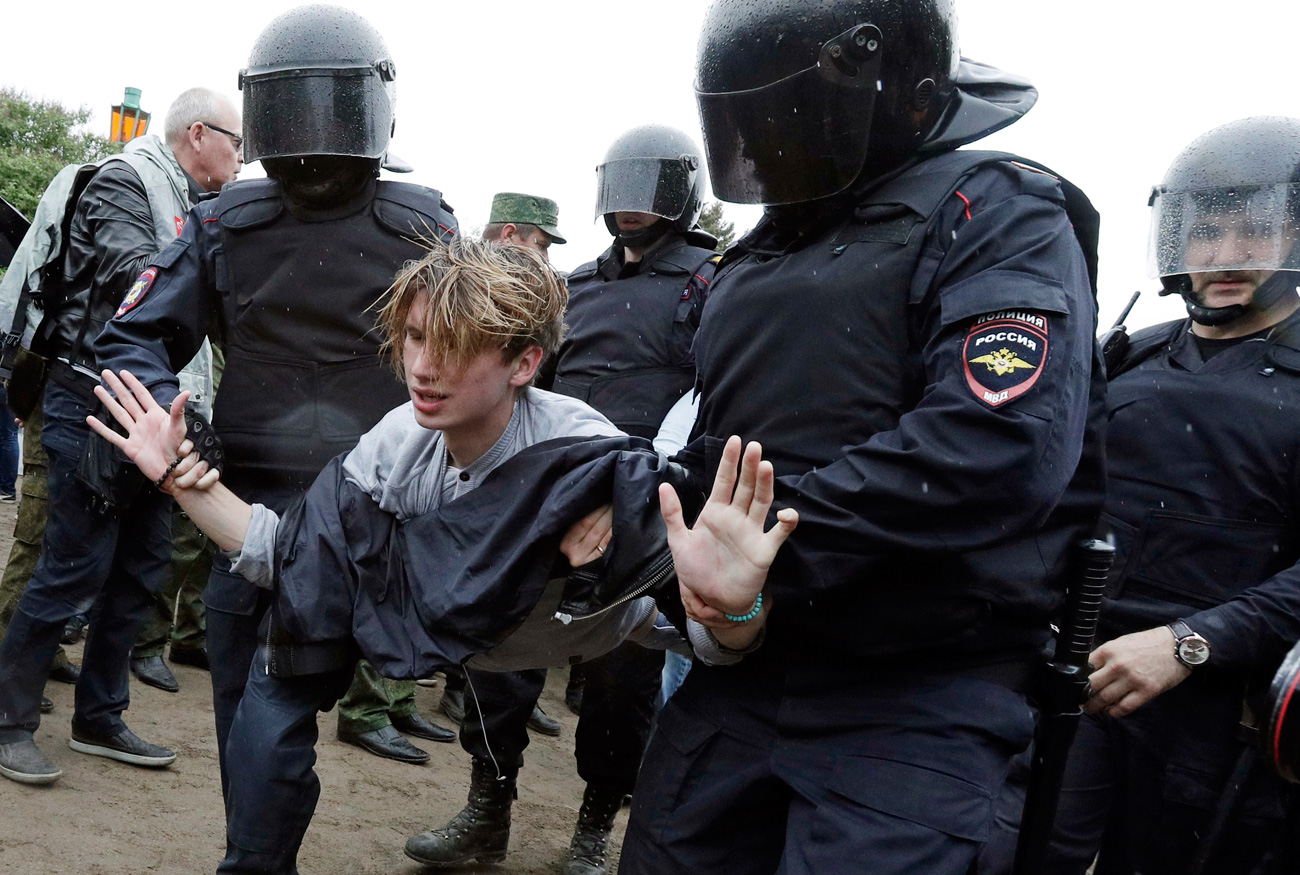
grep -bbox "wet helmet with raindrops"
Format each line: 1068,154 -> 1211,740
595,125 -> 707,241
239,4 -> 397,164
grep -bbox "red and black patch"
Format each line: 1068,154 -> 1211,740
963,310 -> 1049,407
115,268 -> 157,319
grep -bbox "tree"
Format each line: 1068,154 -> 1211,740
698,201 -> 736,253
0,88 -> 119,220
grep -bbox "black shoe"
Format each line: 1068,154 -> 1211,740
130,655 -> 179,693
337,724 -> 429,764
168,645 -> 210,671
438,687 -> 466,725
565,677 -> 584,716
40,696 -> 53,714
61,616 -> 87,645
527,704 -> 561,737
47,659 -> 81,685
0,738 -> 62,785
69,725 -> 176,767
405,757 -> 515,867
561,785 -> 624,875
392,711 -> 456,743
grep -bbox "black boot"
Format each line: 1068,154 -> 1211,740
561,784 -> 624,875
404,757 -> 515,867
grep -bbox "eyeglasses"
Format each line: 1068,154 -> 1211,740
201,122 -> 243,151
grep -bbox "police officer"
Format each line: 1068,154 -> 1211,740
993,118 -> 1300,875
617,2 -> 1105,872
0,87 -> 243,785
91,5 -> 457,857
405,127 -> 718,875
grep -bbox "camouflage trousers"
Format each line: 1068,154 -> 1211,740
337,660 -> 418,735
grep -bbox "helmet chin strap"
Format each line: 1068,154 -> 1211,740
604,214 -> 672,251
1163,271 -> 1299,327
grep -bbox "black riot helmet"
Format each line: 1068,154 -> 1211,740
239,4 -> 397,164
1150,117 -> 1300,326
695,0 -> 1038,206
595,125 -> 706,246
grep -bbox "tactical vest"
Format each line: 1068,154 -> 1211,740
554,237 -> 715,438
210,178 -> 456,495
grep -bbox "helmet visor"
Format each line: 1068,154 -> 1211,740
243,65 -> 392,162
595,157 -> 696,221
695,26 -> 883,206
1149,183 -> 1300,277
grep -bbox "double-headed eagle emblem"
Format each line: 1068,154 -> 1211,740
970,348 -> 1037,376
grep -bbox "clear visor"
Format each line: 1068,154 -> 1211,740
695,25 -> 883,206
1149,183 -> 1300,277
595,157 -> 695,221
242,65 -> 393,162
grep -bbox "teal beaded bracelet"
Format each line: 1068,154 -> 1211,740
724,592 -> 764,623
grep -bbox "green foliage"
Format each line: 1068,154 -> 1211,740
698,201 -> 736,253
0,88 -> 120,218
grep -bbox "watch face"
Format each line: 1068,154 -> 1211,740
1178,637 -> 1211,666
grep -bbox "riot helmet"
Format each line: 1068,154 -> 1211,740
694,0 -> 1038,206
1150,117 -> 1300,326
595,125 -> 706,247
240,4 -> 397,164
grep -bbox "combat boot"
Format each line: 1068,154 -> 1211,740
561,783 -> 624,875
404,757 -> 515,867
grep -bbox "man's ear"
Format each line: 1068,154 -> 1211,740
500,223 -> 521,243
187,122 -> 205,156
511,346 -> 544,386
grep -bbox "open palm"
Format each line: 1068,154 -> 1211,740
86,369 -> 189,484
660,436 -> 798,623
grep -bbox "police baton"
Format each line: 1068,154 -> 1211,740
1011,538 -> 1114,875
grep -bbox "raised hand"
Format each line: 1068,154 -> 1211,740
86,369 -> 190,485
659,436 -> 798,626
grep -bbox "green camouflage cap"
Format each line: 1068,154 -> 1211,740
488,192 -> 566,244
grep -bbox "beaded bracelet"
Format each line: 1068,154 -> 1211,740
724,592 -> 764,623
154,455 -> 186,490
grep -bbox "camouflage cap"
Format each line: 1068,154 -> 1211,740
488,192 -> 566,244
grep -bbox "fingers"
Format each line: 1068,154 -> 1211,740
559,504 -> 614,567
120,370 -> 161,415
707,435 -> 742,506
100,369 -> 146,420
765,507 -> 799,552
659,482 -> 686,542
749,456 -> 775,523
194,467 -> 221,491
85,414 -> 130,451
92,383 -> 136,433
730,441 -> 762,512
170,458 -> 211,491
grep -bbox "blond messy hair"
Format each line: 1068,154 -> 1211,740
378,237 -> 568,375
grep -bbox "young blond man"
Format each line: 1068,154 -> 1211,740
90,237 -> 794,873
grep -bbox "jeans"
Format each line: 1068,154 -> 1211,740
0,384 -> 19,495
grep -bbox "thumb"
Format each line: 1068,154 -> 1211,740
659,482 -> 688,545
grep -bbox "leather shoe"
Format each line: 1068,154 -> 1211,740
60,616 -> 86,645
527,704 -> 562,737
391,711 -> 456,743
130,655 -> 179,693
40,696 -> 53,714
438,687 -> 466,725
0,738 -> 62,784
69,724 -> 176,767
168,646 -> 209,671
337,724 -> 429,765
48,660 -> 81,685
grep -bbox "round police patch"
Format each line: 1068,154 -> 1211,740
963,310 -> 1049,407
115,268 -> 157,319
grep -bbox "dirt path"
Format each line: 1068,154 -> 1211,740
0,477 -> 626,874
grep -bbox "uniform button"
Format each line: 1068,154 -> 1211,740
459,472 -> 470,482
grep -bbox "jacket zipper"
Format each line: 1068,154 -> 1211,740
553,551 -> 674,625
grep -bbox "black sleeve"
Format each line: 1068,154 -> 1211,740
67,165 -> 159,307
773,168 -> 1098,591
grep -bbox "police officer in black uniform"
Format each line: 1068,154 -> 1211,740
92,6 -> 457,867
993,117 -> 1300,875
618,2 -> 1106,873
404,125 -> 717,875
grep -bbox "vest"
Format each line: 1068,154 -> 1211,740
554,236 -> 716,438
210,178 -> 456,496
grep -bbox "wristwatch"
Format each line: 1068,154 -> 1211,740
1167,619 -> 1211,668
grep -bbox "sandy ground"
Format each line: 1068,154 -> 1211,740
0,477 -> 624,875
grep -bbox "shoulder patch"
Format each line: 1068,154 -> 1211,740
116,268 -> 157,318
963,310 -> 1049,407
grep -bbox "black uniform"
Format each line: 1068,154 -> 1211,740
1029,315 -> 1300,874
459,231 -> 716,792
93,176 -> 456,788
620,151 -> 1105,875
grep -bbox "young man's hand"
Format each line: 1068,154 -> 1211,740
1084,626 -> 1192,718
660,435 -> 797,626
